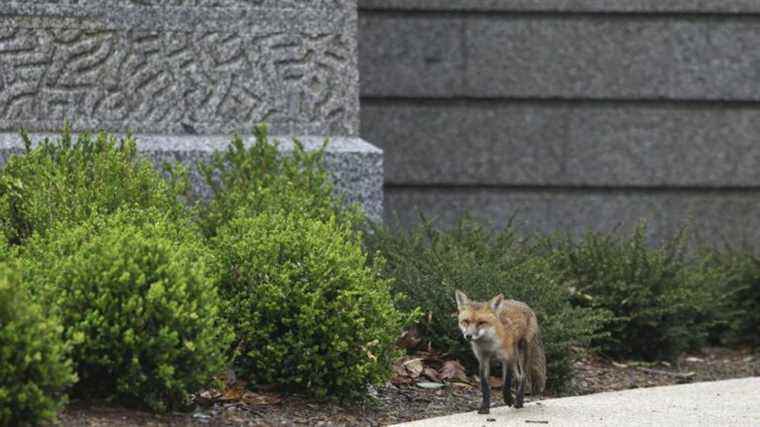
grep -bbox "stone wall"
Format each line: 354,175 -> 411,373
359,1 -> 760,244
0,0 -> 382,220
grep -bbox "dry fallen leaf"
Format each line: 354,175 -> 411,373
241,391 -> 283,406
392,358 -> 415,385
397,326 -> 422,350
423,367 -> 441,382
194,389 -> 222,406
488,376 -> 503,389
221,385 -> 245,402
439,360 -> 468,383
403,358 -> 425,378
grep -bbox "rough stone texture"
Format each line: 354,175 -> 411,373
0,0 -> 383,218
363,100 -> 760,187
360,13 -> 760,100
360,0 -> 760,13
359,14 -> 464,99
0,132 -> 383,220
385,187 -> 760,246
0,1 -> 358,135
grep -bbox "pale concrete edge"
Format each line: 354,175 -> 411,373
0,133 -> 382,154
389,377 -> 760,427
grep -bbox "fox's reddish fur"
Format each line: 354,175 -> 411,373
455,290 -> 546,414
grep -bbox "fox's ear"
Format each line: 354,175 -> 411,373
454,289 -> 469,309
489,294 -> 504,311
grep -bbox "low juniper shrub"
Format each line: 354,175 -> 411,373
703,248 -> 760,347
366,214 -> 609,392
543,223 -> 719,361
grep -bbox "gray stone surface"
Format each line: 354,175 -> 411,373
0,132 -> 383,221
360,0 -> 760,13
385,187 -> 760,246
359,14 -> 464,99
360,4 -> 760,243
363,100 -> 760,187
360,13 -> 760,100
0,1 -> 359,135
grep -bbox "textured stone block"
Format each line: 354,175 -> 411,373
0,132 -> 383,221
359,13 -> 464,98
0,1 -> 359,135
362,100 -> 760,187
0,1 -> 383,218
360,13 -> 760,100
385,188 -> 760,246
360,0 -> 760,13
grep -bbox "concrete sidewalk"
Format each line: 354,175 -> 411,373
392,377 -> 760,426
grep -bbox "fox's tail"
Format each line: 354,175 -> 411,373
527,331 -> 547,396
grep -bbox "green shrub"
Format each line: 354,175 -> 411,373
213,210 -> 413,399
704,249 -> 760,347
21,208 -> 233,412
0,234 -> 11,263
0,128 -> 187,245
544,223 -> 718,361
366,215 -> 609,392
197,124 -> 362,237
0,264 -> 76,426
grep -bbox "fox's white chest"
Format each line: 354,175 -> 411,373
471,337 -> 503,362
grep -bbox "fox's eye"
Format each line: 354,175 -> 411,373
477,321 -> 487,328
461,320 -> 469,326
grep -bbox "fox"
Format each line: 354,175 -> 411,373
455,290 -> 546,414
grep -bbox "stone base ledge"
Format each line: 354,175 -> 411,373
0,133 -> 383,222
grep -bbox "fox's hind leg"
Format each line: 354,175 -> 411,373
502,359 -> 513,407
515,339 -> 527,408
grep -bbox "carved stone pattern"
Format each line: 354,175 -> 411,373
19,0 -> 345,8
0,25 -> 353,134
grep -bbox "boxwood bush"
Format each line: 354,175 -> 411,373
0,264 -> 75,426
213,209 -> 414,399
21,208 -> 233,412
0,128 -> 186,245
544,223 -> 719,361
197,124 -> 361,237
366,215 -> 609,392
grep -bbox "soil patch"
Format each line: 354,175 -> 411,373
58,347 -> 759,426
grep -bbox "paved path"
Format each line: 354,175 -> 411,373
392,377 -> 760,427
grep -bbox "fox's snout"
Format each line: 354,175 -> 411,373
463,332 -> 473,342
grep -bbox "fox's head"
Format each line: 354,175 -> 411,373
454,290 -> 503,342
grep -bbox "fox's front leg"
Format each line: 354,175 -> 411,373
478,359 -> 491,414
502,359 -> 513,407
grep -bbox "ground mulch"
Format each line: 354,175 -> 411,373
57,347 -> 759,427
